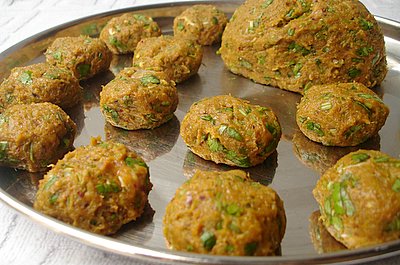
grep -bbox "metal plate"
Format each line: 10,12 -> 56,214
0,1 -> 400,264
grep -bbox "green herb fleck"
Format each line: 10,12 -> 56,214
244,242 -> 258,256
348,67 -> 361,78
109,36 -> 126,50
359,18 -> 374,30
140,75 -> 160,86
212,16 -> 219,25
386,216 -> 400,231
288,42 -> 310,56
356,46 -> 374,57
125,157 -> 148,168
19,70 -> 33,85
226,150 -> 251,167
200,231 -> 216,251
52,51 -> 62,61
288,28 -> 295,36
354,100 -> 371,115
392,179 -> 400,192
76,63 -> 91,78
219,125 -> 243,141
351,153 -> 370,163
225,245 -> 235,253
374,156 -> 389,163
102,105 -> 119,122
226,203 -> 242,216
177,21 -> 185,31
207,136 -> 224,152
96,181 -> 121,196
357,93 -> 384,103
286,8 -> 295,18
306,121 -> 324,136
293,62 -> 302,77
239,58 -> 252,69
200,114 -> 215,123
344,124 -> 362,139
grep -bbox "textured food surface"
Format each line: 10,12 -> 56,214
34,138 -> 152,235
100,67 -> 178,130
132,35 -> 203,83
173,4 -> 228,45
163,169 -> 286,256
100,13 -> 161,54
219,0 -> 387,93
180,94 -> 281,167
313,150 -> 400,249
0,102 -> 76,172
45,36 -> 112,80
296,82 -> 389,146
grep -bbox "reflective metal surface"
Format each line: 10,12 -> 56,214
0,1 -> 400,264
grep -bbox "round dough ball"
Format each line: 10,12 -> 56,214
0,62 -> 82,111
313,150 -> 400,249
173,5 -> 228,45
296,82 -> 389,146
180,95 -> 281,167
45,36 -> 112,80
34,138 -> 152,235
219,0 -> 387,93
100,67 -> 178,130
0,103 -> 76,172
163,169 -> 286,255
132,35 -> 203,83
100,13 -> 161,54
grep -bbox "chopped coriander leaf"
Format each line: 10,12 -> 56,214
207,136 -> 224,152
76,63 -> 91,78
392,179 -> 400,192
140,75 -> 160,86
226,150 -> 251,167
306,121 -> 324,136
359,18 -> 374,30
177,21 -> 185,31
212,16 -> 219,25
19,70 -> 33,85
102,105 -> 119,122
125,157 -> 148,168
96,181 -> 121,196
200,231 -> 216,251
219,125 -> 243,141
356,46 -> 373,57
348,67 -> 361,78
109,36 -> 126,50
226,203 -> 242,216
351,153 -> 370,163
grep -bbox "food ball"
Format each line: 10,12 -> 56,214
163,169 -> 286,255
180,95 -> 281,167
0,103 -> 76,172
219,0 -> 387,93
313,150 -> 400,249
34,138 -> 152,235
173,5 -> 228,45
0,62 -> 82,111
45,35 -> 112,80
132,35 -> 203,83
296,82 -> 388,146
100,13 -> 161,54
100,67 -> 178,130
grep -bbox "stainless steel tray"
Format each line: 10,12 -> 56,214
0,1 -> 400,264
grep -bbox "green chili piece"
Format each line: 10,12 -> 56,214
344,124 -> 362,139
77,63 -> 91,78
140,75 -> 160,86
374,156 -> 389,163
19,70 -> 33,85
331,215 -> 343,230
244,242 -> 258,256
340,185 -> 355,216
392,179 -> 400,192
200,114 -> 215,123
320,102 -> 332,110
49,193 -> 59,204
331,182 -> 345,215
357,93 -> 384,103
239,107 -> 252,116
44,175 -> 59,190
200,231 -> 216,251
351,153 -> 370,163
354,100 -> 371,115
